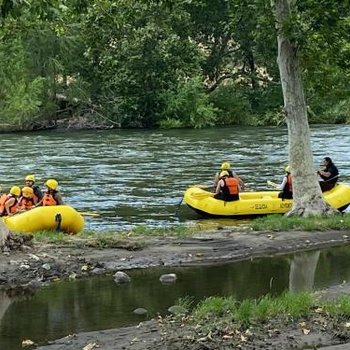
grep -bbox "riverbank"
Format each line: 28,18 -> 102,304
1,228 -> 350,293
2,228 -> 350,349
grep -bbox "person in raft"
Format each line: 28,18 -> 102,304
277,165 -> 293,200
17,187 -> 36,212
37,179 -> 64,206
0,186 -> 21,216
214,170 -> 241,201
213,162 -> 245,190
24,174 -> 43,204
317,157 -> 339,192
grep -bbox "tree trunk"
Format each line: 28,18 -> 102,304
271,0 -> 335,216
0,221 -> 9,248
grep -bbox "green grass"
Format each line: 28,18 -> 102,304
191,292 -> 316,327
250,213 -> 350,231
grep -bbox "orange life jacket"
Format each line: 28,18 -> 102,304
0,194 -> 18,216
223,177 -> 239,195
287,174 -> 292,192
18,196 -> 35,211
42,192 -> 58,206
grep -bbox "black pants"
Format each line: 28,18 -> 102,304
278,191 -> 293,200
214,193 -> 239,201
319,181 -> 336,192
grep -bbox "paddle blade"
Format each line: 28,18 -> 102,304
79,211 -> 100,217
267,180 -> 279,189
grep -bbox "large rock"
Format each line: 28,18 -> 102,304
113,271 -> 131,284
159,273 -> 177,284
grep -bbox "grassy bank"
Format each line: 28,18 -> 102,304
31,213 -> 350,247
155,292 -> 350,349
250,213 -> 350,231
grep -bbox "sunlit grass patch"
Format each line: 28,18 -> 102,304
191,292 -> 315,327
250,213 -> 350,231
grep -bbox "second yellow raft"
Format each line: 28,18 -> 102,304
184,183 -> 350,217
3,205 -> 84,234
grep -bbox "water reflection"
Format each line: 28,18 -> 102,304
2,245 -> 350,349
289,251 -> 320,292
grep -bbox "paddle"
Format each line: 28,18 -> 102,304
267,180 -> 280,189
79,211 -> 101,217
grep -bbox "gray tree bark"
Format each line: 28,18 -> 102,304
0,221 -> 9,247
271,0 -> 335,216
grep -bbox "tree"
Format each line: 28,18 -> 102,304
271,0 -> 335,216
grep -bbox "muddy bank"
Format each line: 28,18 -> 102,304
1,228 -> 350,350
1,229 -> 350,292
35,284 -> 350,350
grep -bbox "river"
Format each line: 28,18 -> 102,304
1,125 -> 349,231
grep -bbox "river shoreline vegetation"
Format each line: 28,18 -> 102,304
156,292 -> 350,349
29,213 -> 350,247
0,0 -> 349,132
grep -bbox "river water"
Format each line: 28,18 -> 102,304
0,125 -> 349,231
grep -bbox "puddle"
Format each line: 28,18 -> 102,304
2,245 -> 350,349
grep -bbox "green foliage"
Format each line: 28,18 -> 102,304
322,296 -> 350,316
160,78 -> 217,128
192,292 -> 314,327
0,38 -> 45,126
0,0 -> 349,129
209,84 -> 253,125
250,213 -> 350,231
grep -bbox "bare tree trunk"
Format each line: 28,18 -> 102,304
271,0 -> 335,216
0,221 -> 9,248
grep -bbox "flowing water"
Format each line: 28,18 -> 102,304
0,125 -> 349,231
2,245 -> 350,349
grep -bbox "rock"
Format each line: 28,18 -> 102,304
133,308 -> 148,315
113,271 -> 131,284
91,268 -> 105,275
159,273 -> 177,284
42,263 -> 51,271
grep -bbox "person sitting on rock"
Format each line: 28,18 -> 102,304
214,171 -> 240,201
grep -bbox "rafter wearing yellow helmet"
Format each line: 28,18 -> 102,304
24,174 -> 43,204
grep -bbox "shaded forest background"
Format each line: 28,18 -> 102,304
0,0 -> 349,130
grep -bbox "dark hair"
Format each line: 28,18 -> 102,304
324,157 -> 333,165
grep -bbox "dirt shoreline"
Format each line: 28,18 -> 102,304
1,229 -> 350,292
2,228 -> 350,349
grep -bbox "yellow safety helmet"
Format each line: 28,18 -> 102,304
25,175 -> 35,182
10,186 -> 21,197
21,186 -> 34,197
221,162 -> 231,170
45,179 -> 58,190
219,170 -> 229,178
284,165 -> 291,173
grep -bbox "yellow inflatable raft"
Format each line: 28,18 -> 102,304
3,205 -> 84,234
184,183 -> 350,217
